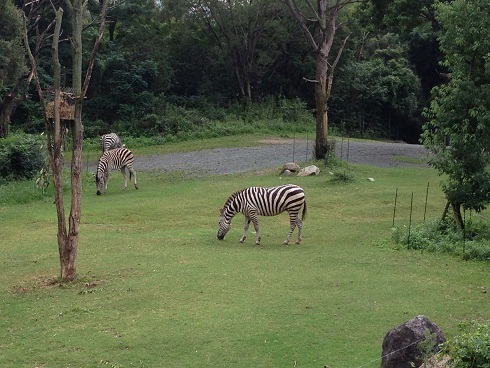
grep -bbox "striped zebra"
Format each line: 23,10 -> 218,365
217,184 -> 307,245
100,133 -> 123,153
96,147 -> 138,195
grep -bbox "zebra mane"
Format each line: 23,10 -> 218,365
223,189 -> 244,208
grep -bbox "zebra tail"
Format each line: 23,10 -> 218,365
302,200 -> 307,221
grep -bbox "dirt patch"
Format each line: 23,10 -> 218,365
85,139 -> 430,177
258,138 -> 304,145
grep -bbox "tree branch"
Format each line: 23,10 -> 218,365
81,0 -> 109,98
284,0 -> 318,50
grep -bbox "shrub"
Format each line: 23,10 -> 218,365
0,132 -> 46,185
440,321 -> 490,368
392,218 -> 490,261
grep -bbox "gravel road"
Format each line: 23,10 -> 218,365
130,138 -> 429,176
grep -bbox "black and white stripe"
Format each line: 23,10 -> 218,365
217,184 -> 307,245
100,133 -> 123,153
96,147 -> 138,195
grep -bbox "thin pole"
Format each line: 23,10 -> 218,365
463,208 -> 466,256
392,188 -> 398,227
293,133 -> 296,163
423,182 -> 429,222
340,136 -> 344,160
347,137 -> 350,162
306,131 -> 309,162
408,192 -> 414,246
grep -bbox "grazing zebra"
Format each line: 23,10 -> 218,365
96,147 -> 138,195
217,184 -> 307,245
100,133 -> 123,153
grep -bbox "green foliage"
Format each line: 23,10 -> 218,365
10,0 -> 438,145
441,321 -> 490,368
83,98 -> 315,141
85,50 -> 159,123
329,171 -> 356,184
0,132 -> 46,185
418,329 -> 439,366
0,0 -> 27,88
422,0 -> 490,216
332,31 -> 422,141
392,218 -> 490,261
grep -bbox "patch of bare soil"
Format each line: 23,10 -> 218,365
85,139 -> 429,176
258,138 -> 304,145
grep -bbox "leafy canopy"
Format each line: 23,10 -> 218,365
422,0 -> 490,213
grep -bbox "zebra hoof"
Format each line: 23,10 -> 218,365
135,185 -> 139,190
283,241 -> 289,245
295,240 -> 301,245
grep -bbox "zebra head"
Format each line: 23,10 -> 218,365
95,170 -> 108,195
217,208 -> 232,240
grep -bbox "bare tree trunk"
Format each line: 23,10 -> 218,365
22,0 -> 108,282
441,201 -> 450,221
0,106 -> 9,138
314,50 -> 329,158
452,202 -> 464,231
56,0 -> 108,281
285,0 -> 351,159
49,7 -> 75,281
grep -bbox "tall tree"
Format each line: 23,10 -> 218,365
194,0 -> 284,102
368,0 -> 444,107
332,32 -> 422,141
0,0 -> 27,137
285,0 -> 353,159
422,0 -> 490,230
24,0 -> 109,281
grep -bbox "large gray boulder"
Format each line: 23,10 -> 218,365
381,315 -> 446,368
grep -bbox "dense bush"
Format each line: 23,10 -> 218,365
440,321 -> 490,368
82,98 -> 315,142
0,132 -> 46,185
392,218 -> 490,261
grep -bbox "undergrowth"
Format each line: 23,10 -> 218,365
440,320 -> 490,368
392,218 -> 490,261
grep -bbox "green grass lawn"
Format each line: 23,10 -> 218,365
1,137 -> 489,368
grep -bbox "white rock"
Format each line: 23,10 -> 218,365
297,165 -> 320,176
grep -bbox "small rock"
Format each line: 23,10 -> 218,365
297,165 -> 320,176
282,162 -> 300,173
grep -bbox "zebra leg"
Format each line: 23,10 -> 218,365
251,216 -> 261,245
128,166 -> 138,189
240,216 -> 251,243
295,215 -> 303,244
284,212 -> 298,245
120,167 -> 128,190
104,171 -> 109,193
